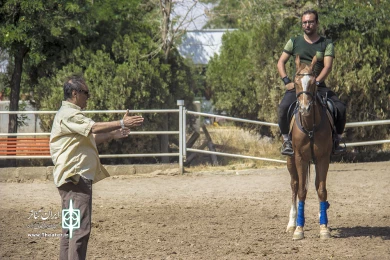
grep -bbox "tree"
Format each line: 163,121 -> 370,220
0,0 -> 92,135
206,20 -> 288,136
156,0 -> 207,161
202,0 -> 296,29
320,0 -> 390,144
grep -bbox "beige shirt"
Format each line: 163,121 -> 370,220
50,101 -> 110,187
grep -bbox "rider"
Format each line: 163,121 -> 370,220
277,9 -> 347,156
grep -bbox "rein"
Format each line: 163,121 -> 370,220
295,104 -> 327,164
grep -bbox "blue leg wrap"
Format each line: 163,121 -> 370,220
319,201 -> 330,225
297,201 -> 305,227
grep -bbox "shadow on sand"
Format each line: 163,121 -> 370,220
334,226 -> 390,240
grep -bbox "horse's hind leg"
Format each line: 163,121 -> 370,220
286,157 -> 298,233
315,157 -> 331,239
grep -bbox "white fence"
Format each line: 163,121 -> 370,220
1,100 -> 390,174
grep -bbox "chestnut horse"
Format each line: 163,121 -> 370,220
286,55 -> 333,240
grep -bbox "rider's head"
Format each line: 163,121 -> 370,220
301,9 -> 319,36
302,9 -> 318,23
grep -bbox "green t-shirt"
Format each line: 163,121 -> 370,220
283,36 -> 334,87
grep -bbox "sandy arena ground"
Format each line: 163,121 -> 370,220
1,161 -> 390,259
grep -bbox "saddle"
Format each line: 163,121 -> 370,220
287,94 -> 338,137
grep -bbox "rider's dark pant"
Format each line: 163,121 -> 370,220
278,87 -> 346,135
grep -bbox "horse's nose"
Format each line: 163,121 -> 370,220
300,105 -> 311,115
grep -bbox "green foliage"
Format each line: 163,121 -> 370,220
320,0 -> 390,41
207,21 -> 288,136
202,0 -> 241,28
0,0 -> 91,62
327,30 -> 390,143
318,0 -> 390,146
202,0 -> 325,30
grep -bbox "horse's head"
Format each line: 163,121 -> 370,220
294,55 -> 317,116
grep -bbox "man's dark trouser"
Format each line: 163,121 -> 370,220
58,176 -> 92,260
278,87 -> 347,135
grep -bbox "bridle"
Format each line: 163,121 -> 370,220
294,71 -> 324,164
295,72 -> 317,112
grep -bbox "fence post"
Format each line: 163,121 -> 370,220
182,106 -> 187,162
177,100 -> 184,174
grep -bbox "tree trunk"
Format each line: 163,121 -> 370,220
160,0 -> 172,63
8,45 -> 28,135
159,0 -> 172,163
7,45 -> 28,167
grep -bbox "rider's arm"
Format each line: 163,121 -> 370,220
277,52 -> 291,79
277,52 -> 295,90
316,42 -> 335,83
316,56 -> 333,83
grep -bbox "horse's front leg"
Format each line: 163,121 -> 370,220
286,157 -> 298,233
292,155 -> 309,241
315,157 -> 331,239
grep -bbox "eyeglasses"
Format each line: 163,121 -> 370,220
78,89 -> 90,98
302,20 -> 316,26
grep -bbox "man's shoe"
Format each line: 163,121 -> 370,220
281,140 -> 294,156
333,139 -> 346,155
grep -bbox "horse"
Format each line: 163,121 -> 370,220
285,55 -> 333,240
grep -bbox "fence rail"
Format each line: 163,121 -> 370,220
1,100 -> 389,174
0,109 -> 179,115
187,111 -> 278,127
0,131 -> 179,137
186,148 -> 287,164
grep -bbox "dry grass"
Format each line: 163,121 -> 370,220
184,123 -> 390,173
185,125 -> 286,172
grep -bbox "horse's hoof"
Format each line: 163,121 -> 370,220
292,226 -> 304,240
286,225 -> 296,233
319,224 -> 331,239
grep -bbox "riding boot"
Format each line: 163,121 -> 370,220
281,140 -> 294,156
333,138 -> 346,155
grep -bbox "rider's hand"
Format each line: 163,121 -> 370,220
286,82 -> 295,90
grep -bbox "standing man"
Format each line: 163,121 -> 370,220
50,75 -> 144,259
277,9 -> 346,156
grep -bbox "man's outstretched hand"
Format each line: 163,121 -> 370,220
111,128 -> 131,140
122,110 -> 144,128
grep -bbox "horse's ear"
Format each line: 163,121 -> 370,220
295,55 -> 301,70
310,55 -> 318,72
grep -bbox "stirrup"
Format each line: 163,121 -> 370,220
333,139 -> 346,155
281,140 -> 294,156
